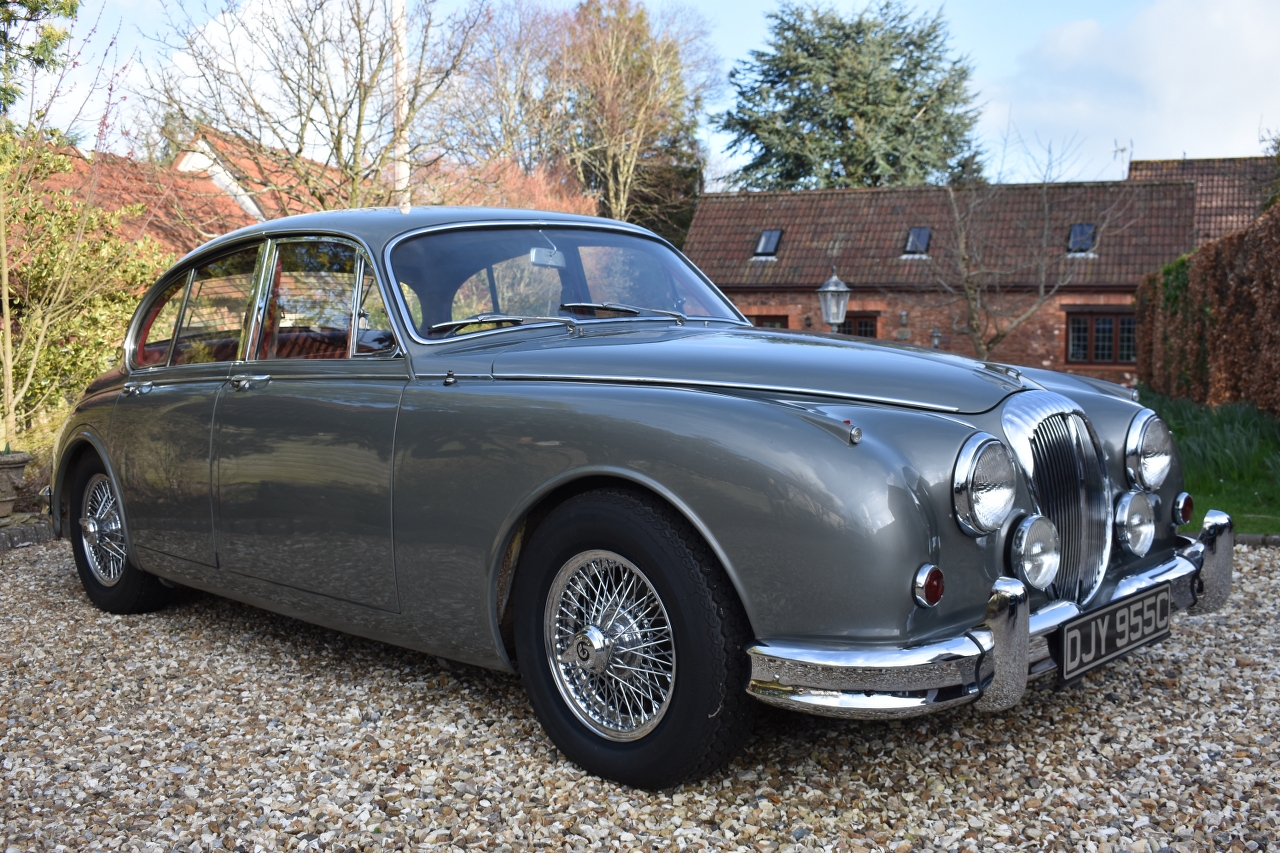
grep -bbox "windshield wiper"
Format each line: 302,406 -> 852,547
427,313 -> 575,337
559,302 -> 686,325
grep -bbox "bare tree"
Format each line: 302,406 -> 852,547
432,0 -> 568,175
892,142 -> 1136,360
144,0 -> 485,213
559,0 -> 714,224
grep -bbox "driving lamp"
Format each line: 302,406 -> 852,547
1010,514 -> 1060,590
1116,490 -> 1156,557
1125,411 -> 1173,490
953,434 -> 1017,536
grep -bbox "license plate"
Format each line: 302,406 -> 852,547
1059,583 -> 1171,682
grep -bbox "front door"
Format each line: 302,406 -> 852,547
214,238 -> 406,611
114,244 -> 262,571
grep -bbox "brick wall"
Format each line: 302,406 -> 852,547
729,289 -> 1138,385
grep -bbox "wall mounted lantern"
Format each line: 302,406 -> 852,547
817,267 -> 850,333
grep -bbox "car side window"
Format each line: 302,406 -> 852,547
257,240 -> 358,360
171,246 -> 261,366
134,276 -> 187,367
354,267 -> 398,356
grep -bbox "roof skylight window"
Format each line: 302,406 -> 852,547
1068,223 -> 1097,254
903,227 -> 931,256
754,229 -> 783,257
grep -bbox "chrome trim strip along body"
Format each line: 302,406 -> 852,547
497,374 -> 962,412
746,515 -> 1234,721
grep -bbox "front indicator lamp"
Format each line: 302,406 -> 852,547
1116,490 -> 1156,557
1010,514 -> 1060,590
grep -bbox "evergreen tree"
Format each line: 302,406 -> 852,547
717,1 -> 980,190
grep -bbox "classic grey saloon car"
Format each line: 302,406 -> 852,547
51,207 -> 1233,789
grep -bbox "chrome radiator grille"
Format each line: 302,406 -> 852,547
1003,392 -> 1112,605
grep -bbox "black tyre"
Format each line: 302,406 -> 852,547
69,456 -> 169,614
513,487 -> 755,789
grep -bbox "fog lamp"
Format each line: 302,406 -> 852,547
1116,490 -> 1156,556
1010,514 -> 1060,590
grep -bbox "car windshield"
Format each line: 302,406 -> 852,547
389,227 -> 740,338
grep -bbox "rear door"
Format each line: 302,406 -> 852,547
113,244 -> 263,572
213,237 -> 407,611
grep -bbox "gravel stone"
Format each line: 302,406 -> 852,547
2,541 -> 1278,852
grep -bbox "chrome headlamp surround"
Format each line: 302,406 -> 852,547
1116,490 -> 1156,556
952,433 -> 1017,537
1125,409 -> 1174,491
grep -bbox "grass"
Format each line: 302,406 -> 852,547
1140,389 -> 1280,535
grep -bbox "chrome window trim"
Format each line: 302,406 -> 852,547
123,268 -> 192,372
382,220 -> 750,346
951,431 -> 1014,536
243,234 -> 406,364
125,241 -> 268,372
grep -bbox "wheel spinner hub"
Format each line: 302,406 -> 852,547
544,549 -> 676,742
79,473 -> 127,587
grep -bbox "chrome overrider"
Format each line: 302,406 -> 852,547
746,511 -> 1234,719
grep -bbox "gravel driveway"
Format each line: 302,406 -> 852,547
2,541 -> 1277,853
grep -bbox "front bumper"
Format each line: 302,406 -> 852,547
747,510 -> 1234,720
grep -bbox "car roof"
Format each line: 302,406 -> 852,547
183,206 -> 655,262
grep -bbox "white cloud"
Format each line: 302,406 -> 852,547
977,0 -> 1280,181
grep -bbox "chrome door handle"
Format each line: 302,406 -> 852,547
122,381 -> 153,396
229,374 -> 270,391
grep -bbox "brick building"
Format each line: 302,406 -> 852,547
682,157 -> 1273,384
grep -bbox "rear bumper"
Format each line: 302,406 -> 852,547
746,510 -> 1234,720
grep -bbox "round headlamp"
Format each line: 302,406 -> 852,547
1010,514 -> 1060,590
953,433 -> 1016,536
1125,410 -> 1173,490
1116,490 -> 1156,557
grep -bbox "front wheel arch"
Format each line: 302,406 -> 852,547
494,473 -> 753,667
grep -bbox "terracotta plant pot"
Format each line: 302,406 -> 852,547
0,452 -> 32,518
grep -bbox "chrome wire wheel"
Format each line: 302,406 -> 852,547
79,473 -> 127,587
544,549 -> 676,741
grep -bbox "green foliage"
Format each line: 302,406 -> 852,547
1141,388 -> 1280,534
1,125 -> 172,441
716,1 -> 980,190
1158,254 -> 1190,312
0,0 -> 79,115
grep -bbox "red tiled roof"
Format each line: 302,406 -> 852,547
683,182 -> 1196,292
46,150 -> 257,256
1127,157 -> 1273,244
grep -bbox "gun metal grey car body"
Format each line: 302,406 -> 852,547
52,207 -> 1233,789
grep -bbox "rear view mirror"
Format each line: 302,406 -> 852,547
530,247 -> 566,268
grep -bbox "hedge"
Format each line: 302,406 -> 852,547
1137,199 -> 1280,416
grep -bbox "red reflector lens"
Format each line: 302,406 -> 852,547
1175,492 -> 1194,525
924,568 -> 945,606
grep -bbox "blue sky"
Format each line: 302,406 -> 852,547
60,0 -> 1280,184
